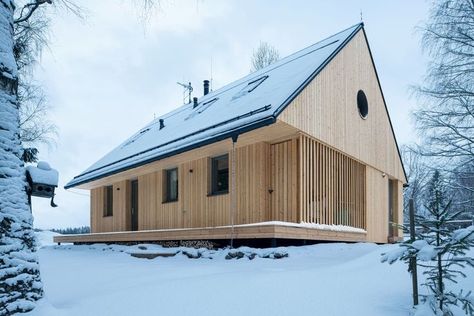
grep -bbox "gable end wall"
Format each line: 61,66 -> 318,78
279,29 -> 405,243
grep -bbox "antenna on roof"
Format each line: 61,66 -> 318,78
360,9 -> 363,22
210,56 -> 213,92
177,81 -> 193,104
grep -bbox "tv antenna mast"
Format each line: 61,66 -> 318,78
177,81 -> 193,104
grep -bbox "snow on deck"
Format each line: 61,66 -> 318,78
237,221 -> 367,233
28,231 -> 474,316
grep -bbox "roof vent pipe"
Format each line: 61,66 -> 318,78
203,80 -> 210,96
159,119 -> 165,130
193,97 -> 198,109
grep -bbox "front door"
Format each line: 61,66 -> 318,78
131,180 -> 139,231
270,139 -> 298,222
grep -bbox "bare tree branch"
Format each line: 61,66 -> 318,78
250,41 -> 280,72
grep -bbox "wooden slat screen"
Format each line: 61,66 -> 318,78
299,134 -> 366,229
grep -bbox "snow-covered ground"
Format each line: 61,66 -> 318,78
27,231 -> 473,316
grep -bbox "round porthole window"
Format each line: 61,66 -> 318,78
357,90 -> 368,119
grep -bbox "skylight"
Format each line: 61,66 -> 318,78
185,98 -> 219,120
232,75 -> 268,100
122,128 -> 151,147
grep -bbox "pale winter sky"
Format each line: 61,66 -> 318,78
32,0 -> 430,229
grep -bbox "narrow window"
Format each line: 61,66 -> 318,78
104,185 -> 113,217
210,154 -> 229,195
163,168 -> 178,202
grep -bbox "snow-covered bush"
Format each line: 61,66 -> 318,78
382,170 -> 474,315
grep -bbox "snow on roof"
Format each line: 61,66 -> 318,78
66,23 -> 363,189
27,162 -> 59,187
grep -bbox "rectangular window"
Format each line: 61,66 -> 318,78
104,185 -> 113,217
211,154 -> 229,195
163,168 -> 178,202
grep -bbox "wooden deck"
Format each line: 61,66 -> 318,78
53,223 -> 367,244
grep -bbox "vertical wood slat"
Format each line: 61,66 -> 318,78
298,134 -> 366,229
309,138 -> 312,222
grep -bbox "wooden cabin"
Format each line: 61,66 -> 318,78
56,23 -> 407,246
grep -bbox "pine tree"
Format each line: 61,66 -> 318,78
0,1 -> 43,314
382,170 -> 474,315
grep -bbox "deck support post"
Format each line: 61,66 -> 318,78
271,238 -> 277,248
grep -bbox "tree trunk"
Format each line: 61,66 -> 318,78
0,1 -> 43,314
436,215 -> 443,311
437,252 -> 443,311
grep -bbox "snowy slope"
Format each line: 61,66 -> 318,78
66,23 -> 363,188
26,242 -> 474,316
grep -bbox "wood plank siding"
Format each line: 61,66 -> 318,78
87,136 -> 393,242
91,142 -> 274,233
270,139 -> 299,223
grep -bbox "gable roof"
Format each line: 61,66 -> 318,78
65,23 -> 365,189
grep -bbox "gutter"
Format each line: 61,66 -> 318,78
65,115 -> 276,189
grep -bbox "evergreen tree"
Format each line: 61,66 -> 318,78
382,170 -> 474,315
0,1 -> 43,314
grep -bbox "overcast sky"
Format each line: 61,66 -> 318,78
31,0 -> 431,229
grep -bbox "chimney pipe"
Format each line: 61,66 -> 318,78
193,97 -> 198,108
203,80 -> 210,96
159,119 -> 165,130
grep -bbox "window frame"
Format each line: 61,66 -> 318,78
209,154 -> 229,196
163,167 -> 179,203
103,185 -> 113,217
357,90 -> 369,119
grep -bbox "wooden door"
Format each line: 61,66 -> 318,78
388,179 -> 395,238
270,139 -> 298,223
131,180 -> 139,231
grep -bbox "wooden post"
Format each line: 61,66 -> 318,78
230,134 -> 238,248
409,198 -> 419,306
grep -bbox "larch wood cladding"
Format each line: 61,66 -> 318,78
91,181 -> 130,233
299,134 -> 366,229
92,142 -> 273,232
365,167 -> 404,243
278,29 -> 406,183
236,142 -> 271,224
365,166 -> 389,243
90,136 -> 402,242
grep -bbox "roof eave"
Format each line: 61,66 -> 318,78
64,115 -> 277,189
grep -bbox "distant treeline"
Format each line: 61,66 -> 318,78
50,226 -> 91,235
